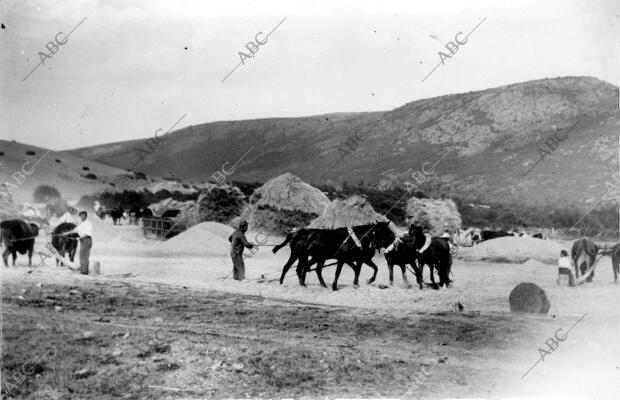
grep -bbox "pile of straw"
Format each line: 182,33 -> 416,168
250,173 -> 330,214
309,195 -> 387,229
244,173 -> 330,235
405,196 -> 461,236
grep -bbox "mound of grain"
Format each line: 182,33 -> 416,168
460,236 -> 566,264
308,195 -> 387,228
406,197 -> 461,236
509,282 -> 550,314
199,221 -> 235,239
88,212 -> 127,243
159,222 -> 230,255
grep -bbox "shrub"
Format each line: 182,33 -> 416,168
84,173 -> 97,180
134,172 -> 147,180
26,150 -> 36,155
197,187 -> 245,224
82,166 -> 90,171
54,159 -> 61,163
33,185 -> 61,203
232,181 -> 263,197
249,205 -> 318,235
0,152 -> 4,156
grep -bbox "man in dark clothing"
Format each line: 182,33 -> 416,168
229,221 -> 255,280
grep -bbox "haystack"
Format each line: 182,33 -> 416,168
309,195 -> 387,229
405,197 -> 461,236
244,173 -> 330,235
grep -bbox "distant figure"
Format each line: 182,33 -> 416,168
228,221 -> 255,280
67,211 -> 93,274
557,249 -> 575,287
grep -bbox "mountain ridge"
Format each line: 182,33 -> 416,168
65,76 -> 619,209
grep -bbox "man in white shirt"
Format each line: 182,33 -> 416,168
68,211 -> 93,274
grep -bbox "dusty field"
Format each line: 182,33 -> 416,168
1,227 -> 620,399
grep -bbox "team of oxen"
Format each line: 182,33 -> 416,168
0,219 -> 79,268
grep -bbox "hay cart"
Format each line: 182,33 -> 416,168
449,228 -> 481,257
142,210 -> 190,240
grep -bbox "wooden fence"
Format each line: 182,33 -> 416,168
142,216 -> 190,240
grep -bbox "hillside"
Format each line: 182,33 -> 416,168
71,76 -> 619,208
0,141 -> 182,205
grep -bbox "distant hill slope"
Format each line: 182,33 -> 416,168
72,76 -> 620,208
0,140 -> 178,205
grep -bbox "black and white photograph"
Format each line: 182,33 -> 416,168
1,0 -> 619,398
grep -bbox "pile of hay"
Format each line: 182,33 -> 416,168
243,173 -> 330,235
405,197 -> 461,236
309,195 -> 387,229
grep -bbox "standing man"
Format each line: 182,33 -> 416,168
228,221 -> 255,280
68,211 -> 93,274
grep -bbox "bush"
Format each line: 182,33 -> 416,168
197,187 -> 245,224
82,166 -> 90,171
33,185 -> 61,203
232,181 -> 263,197
84,173 -> 97,180
54,159 -> 61,163
249,205 -> 318,235
26,150 -> 36,155
0,152 -> 4,156
134,172 -> 147,180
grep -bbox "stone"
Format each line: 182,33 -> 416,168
509,282 -> 550,314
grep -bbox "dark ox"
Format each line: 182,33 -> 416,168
109,206 -> 126,225
480,230 -> 514,241
1,219 -> 40,267
611,244 -> 620,283
571,238 -> 598,283
52,222 -> 78,267
273,222 -> 394,291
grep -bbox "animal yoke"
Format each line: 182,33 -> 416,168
347,226 -> 362,248
419,234 -> 432,253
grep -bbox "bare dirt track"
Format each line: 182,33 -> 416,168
2,275 -> 617,400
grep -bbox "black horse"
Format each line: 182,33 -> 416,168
480,230 -> 514,241
409,225 -> 453,289
382,234 -> 423,289
273,222 -> 394,290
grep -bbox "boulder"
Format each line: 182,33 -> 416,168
509,282 -> 550,314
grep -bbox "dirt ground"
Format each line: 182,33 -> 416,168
1,229 -> 619,399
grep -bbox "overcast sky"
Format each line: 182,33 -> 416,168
1,0 -> 618,150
